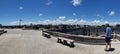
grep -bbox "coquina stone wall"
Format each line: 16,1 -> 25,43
116,35 -> 120,41
42,30 -> 106,45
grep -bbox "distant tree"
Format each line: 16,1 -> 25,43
0,24 -> 2,28
116,24 -> 120,27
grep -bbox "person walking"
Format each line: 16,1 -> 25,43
104,24 -> 112,51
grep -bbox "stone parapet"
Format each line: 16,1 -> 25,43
116,35 -> 120,41
42,30 -> 105,45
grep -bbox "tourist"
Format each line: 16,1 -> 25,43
104,24 -> 112,51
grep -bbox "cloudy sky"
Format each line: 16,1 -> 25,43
0,0 -> 120,25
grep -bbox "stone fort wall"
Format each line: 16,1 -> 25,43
50,27 -> 120,37
43,30 -> 106,45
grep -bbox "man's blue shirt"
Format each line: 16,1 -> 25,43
106,27 -> 112,38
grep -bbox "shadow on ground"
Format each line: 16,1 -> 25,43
105,48 -> 115,52
109,48 -> 115,51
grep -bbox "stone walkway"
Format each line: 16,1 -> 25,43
0,29 -> 120,54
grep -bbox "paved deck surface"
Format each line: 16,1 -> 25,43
0,29 -> 120,54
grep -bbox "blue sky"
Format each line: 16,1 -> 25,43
0,0 -> 120,25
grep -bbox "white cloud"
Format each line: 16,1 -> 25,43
9,20 -> 35,25
104,21 -> 109,24
73,13 -> 76,16
36,18 -> 111,25
91,20 -> 101,25
46,0 -> 53,5
19,6 -> 23,10
10,19 -> 119,25
65,19 -> 78,24
10,21 -> 19,25
9,17 -> 119,25
58,16 -> 66,20
109,11 -> 115,16
38,13 -> 43,16
92,20 -> 100,23
71,0 -> 82,6
96,14 -> 104,18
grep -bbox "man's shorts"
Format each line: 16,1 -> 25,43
105,37 -> 111,43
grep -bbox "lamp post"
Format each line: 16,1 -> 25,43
19,19 -> 22,28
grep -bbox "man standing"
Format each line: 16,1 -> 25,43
105,24 -> 112,51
